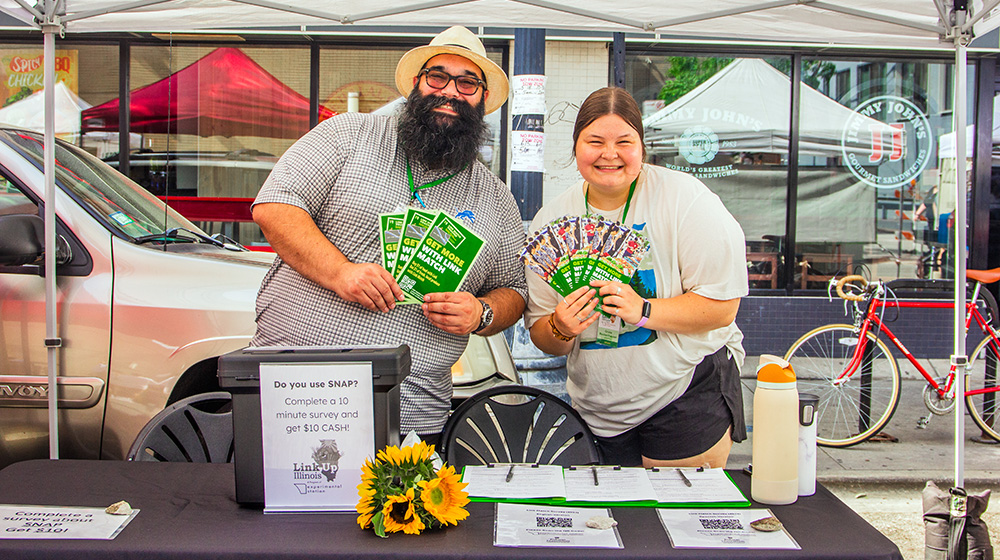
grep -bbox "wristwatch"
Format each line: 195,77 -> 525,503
635,299 -> 652,328
475,299 -> 494,333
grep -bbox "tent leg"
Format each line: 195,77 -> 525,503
42,15 -> 61,461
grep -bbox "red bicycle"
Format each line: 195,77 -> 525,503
782,272 -> 1000,447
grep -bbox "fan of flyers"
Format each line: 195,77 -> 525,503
378,207 -> 485,305
521,215 -> 650,298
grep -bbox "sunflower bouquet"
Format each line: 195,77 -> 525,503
356,441 -> 470,537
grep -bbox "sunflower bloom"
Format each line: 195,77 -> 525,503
377,445 -> 402,466
357,510 -> 375,530
381,489 -> 425,535
418,465 -> 470,526
356,488 -> 377,513
360,459 -> 377,481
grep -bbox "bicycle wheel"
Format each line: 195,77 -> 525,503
966,336 -> 1000,442
783,324 -> 901,447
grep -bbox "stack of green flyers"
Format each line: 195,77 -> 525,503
378,208 -> 485,304
521,215 -> 649,298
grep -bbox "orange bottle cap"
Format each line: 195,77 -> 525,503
757,362 -> 796,383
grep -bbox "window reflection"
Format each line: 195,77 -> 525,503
631,53 -> 967,289
640,57 -> 790,289
805,58 -> 965,284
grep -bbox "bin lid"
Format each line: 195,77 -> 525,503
217,345 -> 411,389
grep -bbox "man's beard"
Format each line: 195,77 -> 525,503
397,88 -> 489,171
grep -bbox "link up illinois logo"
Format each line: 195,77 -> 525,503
840,95 -> 933,189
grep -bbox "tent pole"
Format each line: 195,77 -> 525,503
42,10 -> 61,461
951,11 -> 968,490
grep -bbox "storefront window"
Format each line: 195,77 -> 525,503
632,52 -> 971,290
319,45 -> 505,178
117,45 -> 309,199
799,57 -> 970,285
639,55 -> 791,290
105,44 -> 310,245
0,42 -> 118,153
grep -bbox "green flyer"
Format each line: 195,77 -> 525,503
378,212 -> 405,272
394,212 -> 485,305
393,207 -> 438,277
520,215 -> 650,304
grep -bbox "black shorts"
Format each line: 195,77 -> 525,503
593,347 -> 747,466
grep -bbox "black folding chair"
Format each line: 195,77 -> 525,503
127,391 -> 234,463
439,386 -> 601,469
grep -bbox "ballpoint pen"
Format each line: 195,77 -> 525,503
675,468 -> 692,487
591,466 -> 599,486
505,464 -> 515,483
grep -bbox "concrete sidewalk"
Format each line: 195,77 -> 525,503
731,360 -> 1000,560
730,359 -> 1000,485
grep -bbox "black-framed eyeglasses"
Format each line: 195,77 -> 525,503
419,68 -> 486,95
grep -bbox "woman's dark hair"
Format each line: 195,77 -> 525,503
572,87 -> 646,160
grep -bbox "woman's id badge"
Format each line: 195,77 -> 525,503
596,314 -> 620,347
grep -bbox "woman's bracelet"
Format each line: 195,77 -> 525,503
548,314 -> 576,342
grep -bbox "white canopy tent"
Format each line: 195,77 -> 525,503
0,81 -> 87,138
1,0 -> 997,487
938,94 -> 1000,158
642,58 -> 892,243
643,58 -> 889,157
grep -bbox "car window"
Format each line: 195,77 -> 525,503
0,175 -> 37,218
0,130 -> 200,239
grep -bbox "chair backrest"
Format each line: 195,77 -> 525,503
439,386 -> 601,469
127,391 -> 234,463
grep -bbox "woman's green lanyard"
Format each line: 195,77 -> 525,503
584,176 -> 638,348
406,157 -> 459,208
584,177 -> 638,225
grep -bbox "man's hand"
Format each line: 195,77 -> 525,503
331,262 -> 404,312
254,203 -> 404,313
421,292 -> 482,335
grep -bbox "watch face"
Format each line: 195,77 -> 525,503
480,301 -> 493,330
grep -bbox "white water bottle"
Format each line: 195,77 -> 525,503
751,355 -> 799,505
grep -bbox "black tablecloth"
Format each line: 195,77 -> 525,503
0,460 -> 902,560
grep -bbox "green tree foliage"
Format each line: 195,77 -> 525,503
764,58 -> 837,90
658,57 -> 732,105
657,57 -> 837,104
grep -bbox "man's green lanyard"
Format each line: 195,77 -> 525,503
406,157 -> 459,208
584,177 -> 638,224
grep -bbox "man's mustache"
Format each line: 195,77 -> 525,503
424,94 -> 473,113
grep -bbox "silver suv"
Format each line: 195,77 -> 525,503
0,127 -> 517,468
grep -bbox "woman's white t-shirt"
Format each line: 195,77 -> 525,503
524,164 -> 749,437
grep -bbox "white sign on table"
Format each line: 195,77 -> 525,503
657,508 -> 800,549
0,505 -> 137,539
494,503 -> 623,549
259,361 -> 374,513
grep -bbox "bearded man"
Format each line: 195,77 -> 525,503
251,26 -> 526,444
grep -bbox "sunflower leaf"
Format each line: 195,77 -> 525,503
372,511 -> 387,538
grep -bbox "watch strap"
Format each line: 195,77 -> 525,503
635,299 -> 651,328
475,299 -> 493,333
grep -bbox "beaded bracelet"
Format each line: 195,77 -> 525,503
548,314 -> 576,342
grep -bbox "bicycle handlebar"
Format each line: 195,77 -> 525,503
835,275 -> 869,302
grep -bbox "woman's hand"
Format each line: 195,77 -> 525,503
552,285 -> 600,338
591,280 -> 644,325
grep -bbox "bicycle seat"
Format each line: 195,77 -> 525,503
966,268 -> 1000,285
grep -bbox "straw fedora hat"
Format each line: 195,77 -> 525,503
395,26 -> 509,115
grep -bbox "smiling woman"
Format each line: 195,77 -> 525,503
524,87 -> 749,470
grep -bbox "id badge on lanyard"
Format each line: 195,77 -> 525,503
596,314 -> 620,347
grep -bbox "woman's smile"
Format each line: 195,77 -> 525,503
575,113 -> 643,207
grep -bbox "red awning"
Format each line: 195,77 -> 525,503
81,48 -> 333,139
